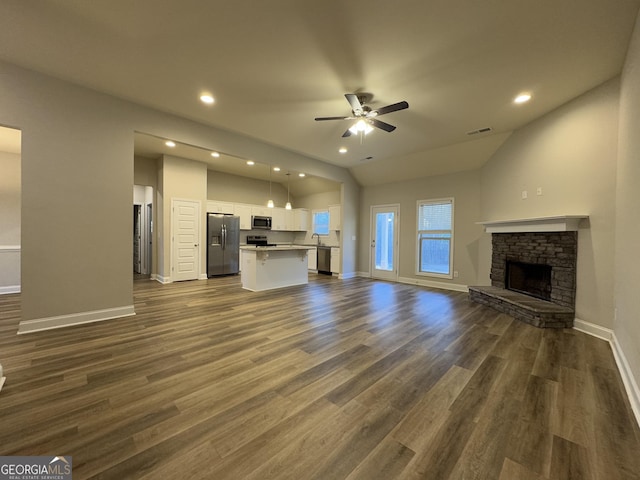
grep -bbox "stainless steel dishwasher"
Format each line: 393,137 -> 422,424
317,246 -> 332,274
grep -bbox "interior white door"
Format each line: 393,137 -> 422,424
172,199 -> 200,282
371,205 -> 399,281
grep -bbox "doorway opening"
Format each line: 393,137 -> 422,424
0,125 -> 22,295
133,185 -> 153,277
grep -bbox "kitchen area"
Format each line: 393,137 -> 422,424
205,199 -> 341,291
133,132 -> 350,287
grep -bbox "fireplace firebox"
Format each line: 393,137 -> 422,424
506,260 -> 552,301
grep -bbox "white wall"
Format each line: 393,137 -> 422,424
479,79 -> 620,328
615,11 -> 640,418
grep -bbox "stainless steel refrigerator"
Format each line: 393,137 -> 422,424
207,213 -> 240,276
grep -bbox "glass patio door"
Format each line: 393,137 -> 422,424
371,205 -> 399,281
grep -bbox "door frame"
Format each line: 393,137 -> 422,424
170,198 -> 201,282
370,203 -> 400,281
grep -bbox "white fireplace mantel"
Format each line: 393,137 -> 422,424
477,215 -> 589,233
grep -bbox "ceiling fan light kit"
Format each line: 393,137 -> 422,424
315,93 -> 409,138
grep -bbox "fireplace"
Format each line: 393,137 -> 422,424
469,229 -> 579,328
505,260 -> 552,301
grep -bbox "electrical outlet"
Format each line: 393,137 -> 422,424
536,187 -> 543,196
521,190 -> 528,200
453,270 -> 459,278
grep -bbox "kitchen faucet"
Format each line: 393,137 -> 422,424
311,233 -> 321,245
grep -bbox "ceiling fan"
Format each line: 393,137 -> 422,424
315,93 -> 409,137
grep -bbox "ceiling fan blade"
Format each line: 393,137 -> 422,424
374,101 -> 409,116
370,118 -> 396,132
345,93 -> 363,115
342,128 -> 353,138
314,116 -> 353,121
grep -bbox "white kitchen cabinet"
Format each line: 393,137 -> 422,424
329,205 -> 341,231
294,208 -> 309,231
307,246 -> 317,270
207,200 -> 234,214
234,204 -> 253,230
283,208 -> 308,231
285,209 -> 294,231
331,247 -> 340,274
271,207 -> 286,231
252,206 -> 271,217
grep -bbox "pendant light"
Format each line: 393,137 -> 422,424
285,172 -> 292,210
267,165 -> 274,208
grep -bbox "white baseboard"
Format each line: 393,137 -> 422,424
155,274 -> 171,284
574,317 -> 640,428
611,332 -> 640,428
0,285 -> 20,295
199,273 -> 208,280
398,276 -> 469,293
573,318 -> 613,341
354,272 -> 468,293
339,271 -> 358,280
18,305 -> 136,334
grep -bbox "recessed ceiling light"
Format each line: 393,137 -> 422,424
165,140 -> 176,147
200,94 -> 215,105
246,160 -> 255,166
211,151 -> 220,157
514,93 -> 532,104
298,173 -> 305,177
273,167 -> 281,172
339,147 -> 348,154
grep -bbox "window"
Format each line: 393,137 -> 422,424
312,210 -> 330,235
417,198 -> 454,278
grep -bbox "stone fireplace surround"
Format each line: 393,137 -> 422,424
469,216 -> 585,328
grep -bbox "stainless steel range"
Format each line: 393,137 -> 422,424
246,235 -> 277,247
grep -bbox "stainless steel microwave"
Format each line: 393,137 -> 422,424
251,215 -> 272,230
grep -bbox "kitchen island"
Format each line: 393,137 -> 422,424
240,245 -> 314,291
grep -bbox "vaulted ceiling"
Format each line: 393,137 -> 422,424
1,0 -> 638,186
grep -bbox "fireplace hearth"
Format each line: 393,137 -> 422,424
469,230 -> 578,328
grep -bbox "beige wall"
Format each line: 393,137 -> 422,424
359,169 -> 482,287
0,64 -> 134,320
480,79 -> 620,328
0,60 -> 359,324
159,155 -> 208,281
207,170 -> 289,207
615,11 -> 640,412
134,155 -> 158,187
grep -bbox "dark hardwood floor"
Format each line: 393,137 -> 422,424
1,275 -> 639,479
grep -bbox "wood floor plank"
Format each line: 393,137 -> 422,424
505,374 -> 558,477
447,392 -> 521,480
549,435 -> 595,480
0,275 -> 638,479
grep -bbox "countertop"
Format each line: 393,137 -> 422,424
240,245 -> 315,251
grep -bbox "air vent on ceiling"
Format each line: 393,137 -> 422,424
466,127 -> 493,136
